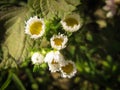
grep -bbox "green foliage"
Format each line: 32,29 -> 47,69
0,6 -> 33,69
40,0 -> 80,20
12,73 -> 26,90
0,72 -> 12,90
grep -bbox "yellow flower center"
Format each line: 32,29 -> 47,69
61,63 -> 73,74
51,59 -> 58,64
64,18 -> 78,27
30,21 -> 43,35
53,38 -> 63,46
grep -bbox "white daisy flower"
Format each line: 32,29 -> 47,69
44,51 -> 65,72
60,60 -> 77,78
50,34 -> 68,50
31,52 -> 44,65
25,16 -> 45,39
60,14 -> 82,32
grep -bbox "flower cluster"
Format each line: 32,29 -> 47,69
103,0 -> 117,18
25,14 -> 82,78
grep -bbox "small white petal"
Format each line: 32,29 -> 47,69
44,51 -> 65,72
106,11 -> 114,18
31,52 -> 44,65
103,6 -> 110,11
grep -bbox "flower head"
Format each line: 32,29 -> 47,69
44,51 -> 65,72
60,60 -> 77,78
50,34 -> 68,50
25,16 -> 45,39
61,14 -> 82,32
31,52 -> 44,65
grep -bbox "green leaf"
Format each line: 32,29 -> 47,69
0,6 -> 34,69
86,32 -> 93,42
33,65 -> 41,72
0,72 -> 12,90
65,0 -> 81,6
12,73 -> 26,90
28,0 -> 41,15
40,0 -> 79,20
